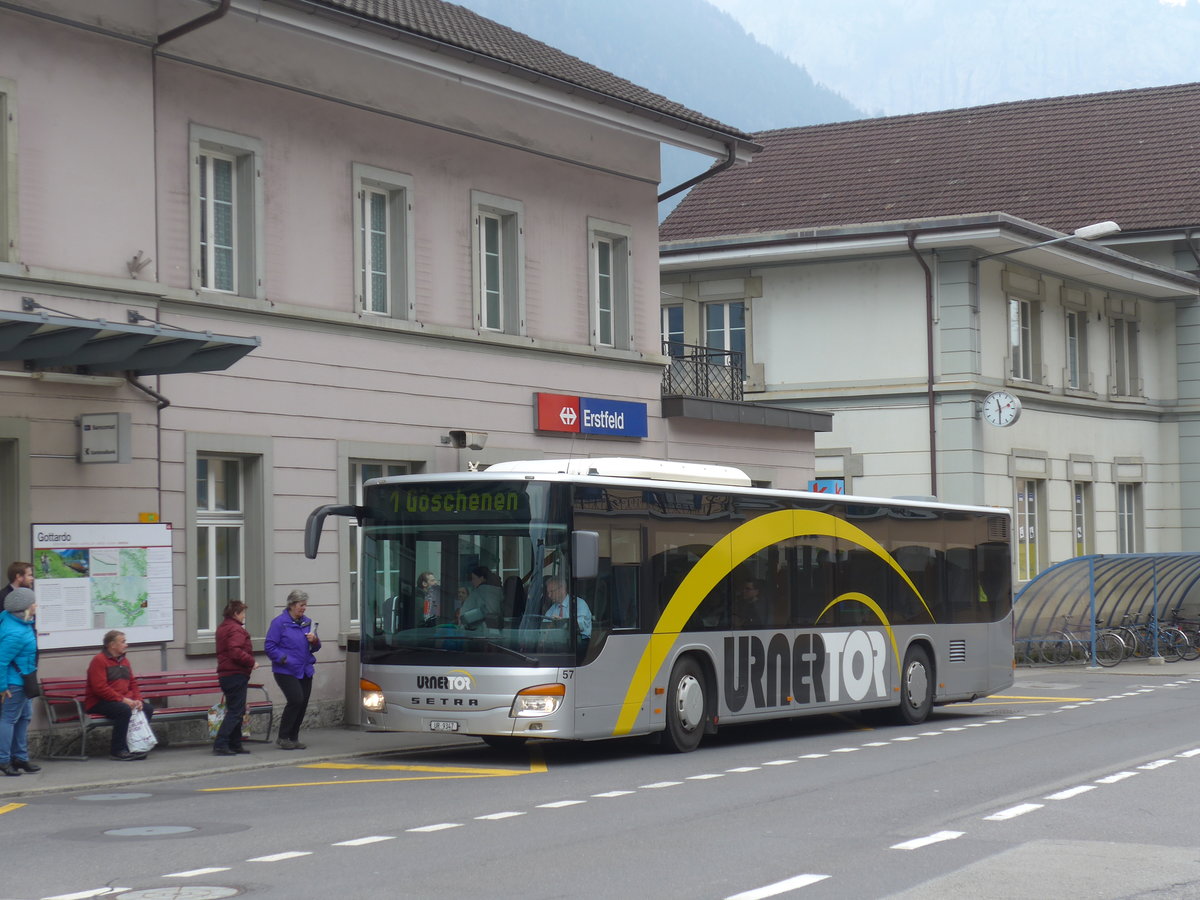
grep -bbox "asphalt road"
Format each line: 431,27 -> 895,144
6,667 -> 1200,900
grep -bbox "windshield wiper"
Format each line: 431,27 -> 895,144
468,638 -> 541,666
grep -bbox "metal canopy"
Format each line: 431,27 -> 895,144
0,309 -> 260,376
1014,553 -> 1200,638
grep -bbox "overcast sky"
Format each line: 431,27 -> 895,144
707,0 -> 1200,115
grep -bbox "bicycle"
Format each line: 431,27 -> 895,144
1113,614 -> 1190,662
1039,617 -> 1125,667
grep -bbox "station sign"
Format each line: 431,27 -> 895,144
535,393 -> 648,438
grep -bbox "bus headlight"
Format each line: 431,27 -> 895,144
361,678 -> 386,713
510,683 -> 566,718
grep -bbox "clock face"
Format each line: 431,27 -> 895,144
982,391 -> 1022,427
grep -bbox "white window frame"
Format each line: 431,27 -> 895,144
352,164 -> 414,319
0,79 -> 16,264
661,304 -> 684,356
470,191 -> 525,335
195,455 -> 245,635
189,125 -> 264,300
1111,317 -> 1141,398
1117,483 -> 1143,553
1072,481 -> 1093,557
1015,478 -> 1044,581
704,300 -> 747,362
1065,308 -> 1089,391
587,218 -> 632,350
1008,296 -> 1038,382
185,433 -> 272,653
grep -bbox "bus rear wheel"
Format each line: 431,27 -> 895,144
890,645 -> 933,725
662,656 -> 707,753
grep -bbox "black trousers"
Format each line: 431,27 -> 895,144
215,673 -> 249,749
273,673 -> 312,742
88,699 -> 155,755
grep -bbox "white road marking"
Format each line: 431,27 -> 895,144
593,790 -> 635,797
248,851 -> 313,862
1138,759 -> 1175,770
984,803 -> 1043,820
44,891 -> 132,900
728,766 -> 761,772
918,732 -> 943,736
964,723 -> 988,728
832,747 -> 860,752
942,726 -> 966,731
797,753 -> 827,759
1044,785 -> 1096,800
1096,771 -> 1138,784
687,773 -> 725,780
475,812 -> 525,821
725,873 -> 831,899
892,736 -> 919,742
1176,748 -> 1200,758
890,830 -> 964,850
763,759 -> 796,766
863,741 -> 891,746
334,835 -> 397,845
1005,716 -> 1027,720
640,781 -> 682,788
165,867 -> 232,877
406,822 -> 463,832
538,799 -> 586,808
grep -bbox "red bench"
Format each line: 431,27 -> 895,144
39,671 -> 274,760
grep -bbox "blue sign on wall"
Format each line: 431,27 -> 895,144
579,397 -> 648,437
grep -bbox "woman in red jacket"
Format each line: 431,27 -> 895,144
213,599 -> 257,756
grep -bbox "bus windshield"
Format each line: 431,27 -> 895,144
357,480 -> 575,667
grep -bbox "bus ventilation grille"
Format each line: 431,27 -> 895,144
987,516 -> 1010,542
948,640 -> 967,663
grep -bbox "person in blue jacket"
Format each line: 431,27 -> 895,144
0,587 -> 42,776
264,589 -> 320,750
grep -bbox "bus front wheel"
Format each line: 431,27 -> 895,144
891,645 -> 933,725
662,656 -> 707,753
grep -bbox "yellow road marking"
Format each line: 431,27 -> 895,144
199,748 -> 547,792
0,802 -> 25,815
988,694 -> 1097,702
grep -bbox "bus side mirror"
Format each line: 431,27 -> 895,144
304,504 -> 362,559
572,531 -> 599,579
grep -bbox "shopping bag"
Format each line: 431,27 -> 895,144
127,708 -> 158,753
207,697 -> 253,739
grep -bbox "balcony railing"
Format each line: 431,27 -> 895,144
661,341 -> 745,402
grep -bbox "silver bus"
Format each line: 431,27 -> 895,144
305,458 -> 1014,752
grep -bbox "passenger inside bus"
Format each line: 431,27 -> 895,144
459,565 -> 503,629
731,578 -> 765,629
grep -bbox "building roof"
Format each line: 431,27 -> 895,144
308,0 -> 753,143
660,81 -> 1200,243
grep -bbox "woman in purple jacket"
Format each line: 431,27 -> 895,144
264,590 -> 320,750
213,599 -> 256,756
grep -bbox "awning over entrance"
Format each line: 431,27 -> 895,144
1014,553 -> 1200,638
0,308 -> 260,376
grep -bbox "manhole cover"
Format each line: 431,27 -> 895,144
78,792 -> 154,801
105,825 -> 197,837
118,888 -> 240,899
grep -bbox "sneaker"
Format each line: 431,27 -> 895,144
277,739 -> 298,750
292,741 -> 307,750
212,747 -> 237,756
0,763 -> 20,777
232,747 -> 252,755
12,759 -> 41,773
110,751 -> 147,761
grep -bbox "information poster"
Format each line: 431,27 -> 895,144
32,523 -> 174,650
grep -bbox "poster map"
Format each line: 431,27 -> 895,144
33,523 -> 174,650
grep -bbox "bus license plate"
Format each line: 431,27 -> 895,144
429,721 -> 459,732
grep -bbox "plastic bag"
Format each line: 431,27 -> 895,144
127,708 -> 158,754
207,697 -> 252,740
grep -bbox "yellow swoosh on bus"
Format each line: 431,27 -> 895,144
612,508 -> 932,736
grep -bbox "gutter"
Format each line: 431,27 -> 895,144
658,143 -> 738,203
156,0 -> 232,48
907,233 -> 938,499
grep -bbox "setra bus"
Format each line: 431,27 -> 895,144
304,458 -> 1014,752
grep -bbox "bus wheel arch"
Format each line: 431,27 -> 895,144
661,651 -> 715,753
891,641 -> 935,725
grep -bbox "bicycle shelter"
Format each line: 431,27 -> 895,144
1014,553 -> 1200,640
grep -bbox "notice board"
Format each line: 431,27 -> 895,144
32,523 -> 174,650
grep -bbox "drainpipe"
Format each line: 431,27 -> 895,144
155,0 -> 232,48
126,374 -> 171,411
658,143 -> 738,203
907,233 -> 938,498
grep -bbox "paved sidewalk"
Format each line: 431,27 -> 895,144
5,655 -> 1197,801
0,726 -> 477,800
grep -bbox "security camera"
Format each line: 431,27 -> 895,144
467,432 -> 488,451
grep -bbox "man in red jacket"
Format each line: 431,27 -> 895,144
84,630 -> 154,761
